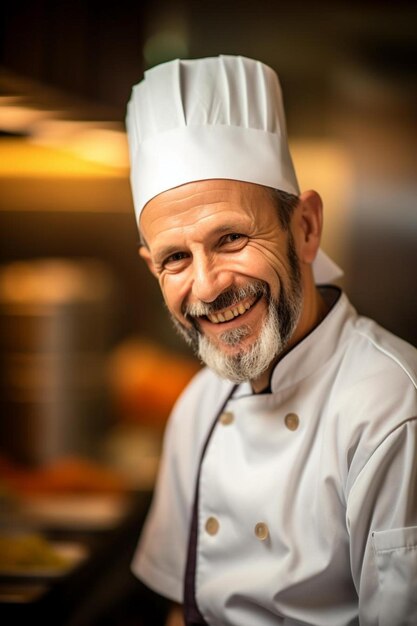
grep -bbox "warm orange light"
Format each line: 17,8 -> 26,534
30,120 -> 130,169
0,97 -> 57,133
0,139 -> 128,178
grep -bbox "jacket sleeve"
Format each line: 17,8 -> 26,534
346,417 -> 417,626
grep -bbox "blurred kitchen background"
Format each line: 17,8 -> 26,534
0,1 -> 416,621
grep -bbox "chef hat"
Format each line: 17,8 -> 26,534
126,55 -> 343,283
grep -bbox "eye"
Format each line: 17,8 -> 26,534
225,233 -> 242,242
219,233 -> 248,248
162,251 -> 189,270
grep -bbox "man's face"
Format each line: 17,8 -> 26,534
139,179 -> 304,384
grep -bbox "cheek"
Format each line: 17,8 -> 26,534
236,245 -> 289,290
159,275 -> 188,317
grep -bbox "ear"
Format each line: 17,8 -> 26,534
295,190 -> 323,264
139,245 -> 158,278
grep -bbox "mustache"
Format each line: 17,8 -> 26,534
182,280 -> 269,319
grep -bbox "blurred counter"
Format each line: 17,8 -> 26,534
0,447 -> 168,626
0,489 -> 160,626
0,415 -> 169,625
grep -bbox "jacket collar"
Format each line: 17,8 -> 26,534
269,287 -> 355,393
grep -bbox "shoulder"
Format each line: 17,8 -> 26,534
351,314 -> 417,387
166,365 -> 235,444
345,317 -> 417,423
335,312 -> 417,410
175,364 -> 233,406
332,312 -> 417,480
171,365 -> 234,417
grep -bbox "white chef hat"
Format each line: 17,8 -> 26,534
126,54 -> 343,283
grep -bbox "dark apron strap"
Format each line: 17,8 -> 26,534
183,383 -> 238,626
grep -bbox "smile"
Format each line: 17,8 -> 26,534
205,296 -> 258,324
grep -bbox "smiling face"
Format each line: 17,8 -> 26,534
139,179 -> 323,389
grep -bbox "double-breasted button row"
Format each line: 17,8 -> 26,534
220,410 -> 300,430
205,517 -> 270,541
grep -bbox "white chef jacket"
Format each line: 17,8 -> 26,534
131,288 -> 417,626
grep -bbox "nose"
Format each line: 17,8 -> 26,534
191,253 -> 233,303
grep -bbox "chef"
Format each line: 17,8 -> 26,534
125,55 -> 417,626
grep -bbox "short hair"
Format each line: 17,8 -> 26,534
267,189 -> 299,231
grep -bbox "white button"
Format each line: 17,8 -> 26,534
284,412 -> 299,431
205,516 -> 220,535
254,522 -> 269,541
219,411 -> 234,425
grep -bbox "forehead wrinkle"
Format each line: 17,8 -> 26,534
142,197 -> 226,235
141,179 -> 274,245
147,203 -> 249,247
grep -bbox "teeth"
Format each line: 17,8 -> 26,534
206,299 -> 255,324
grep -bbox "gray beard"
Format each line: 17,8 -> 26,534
170,275 -> 302,385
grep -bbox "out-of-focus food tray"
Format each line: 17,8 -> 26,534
0,533 -> 89,580
14,492 -> 133,531
0,454 -> 139,531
